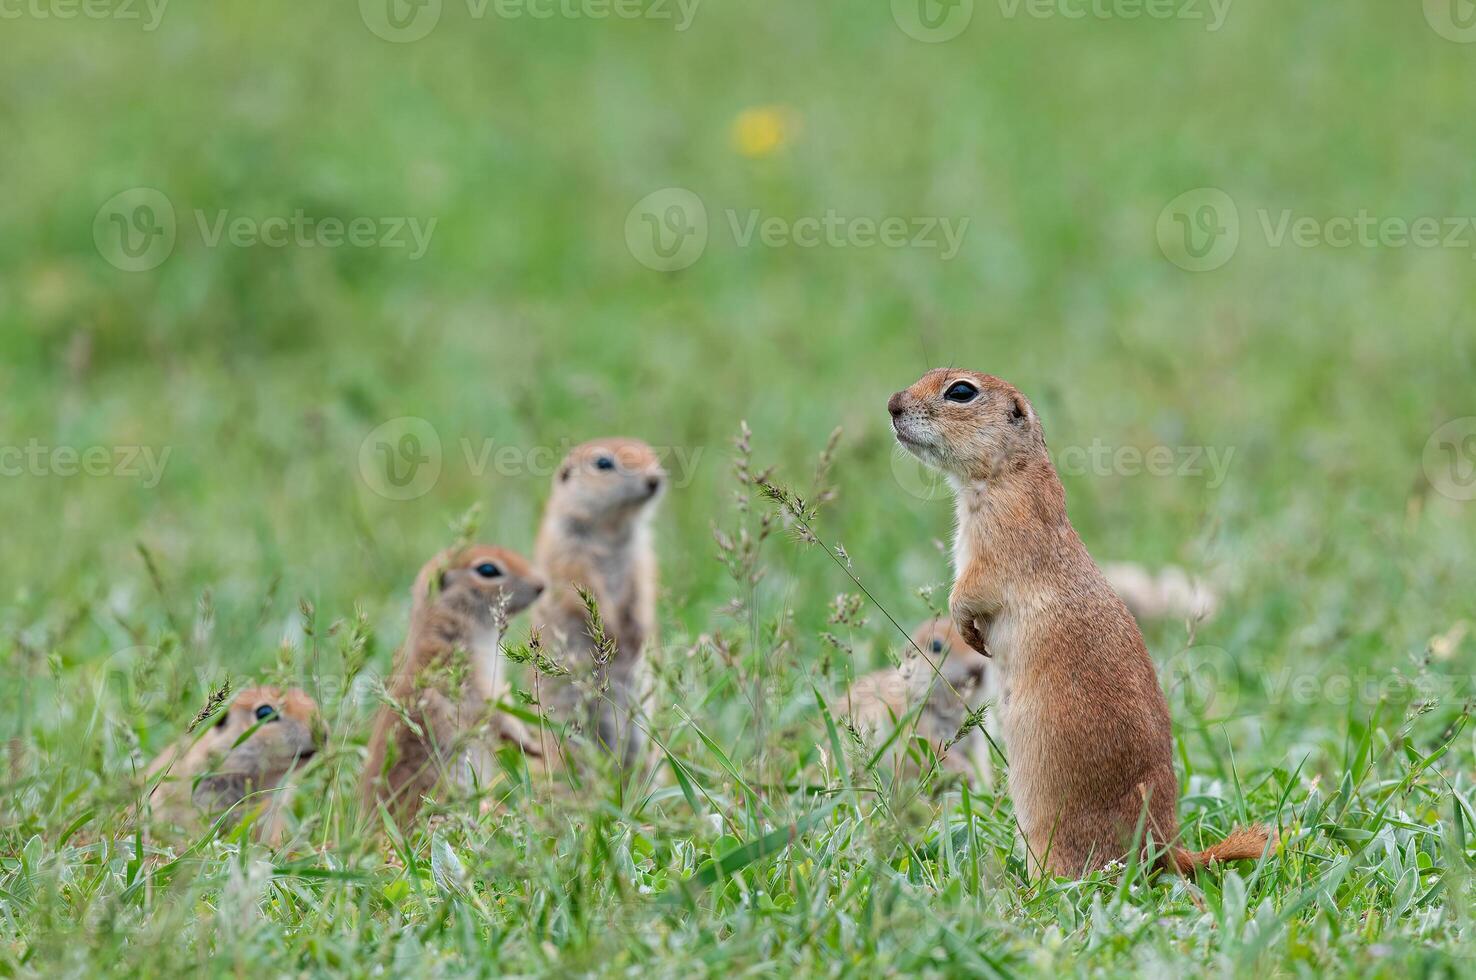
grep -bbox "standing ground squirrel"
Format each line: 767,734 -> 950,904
832,617 -> 995,784
360,545 -> 547,827
145,686 -> 319,843
890,369 -> 1273,876
530,438 -> 664,772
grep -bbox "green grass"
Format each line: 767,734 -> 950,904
3,0 -> 1476,975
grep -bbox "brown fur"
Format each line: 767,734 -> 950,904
530,438 -> 664,772
890,369 -> 1273,876
832,618 -> 995,783
145,686 -> 319,843
360,545 -> 547,827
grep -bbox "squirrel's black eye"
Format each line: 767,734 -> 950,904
944,381 -> 979,403
595,456 -> 616,471
931,638 -> 944,653
255,705 -> 278,722
474,562 -> 502,579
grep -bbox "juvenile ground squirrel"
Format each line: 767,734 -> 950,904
890,369 -> 1273,876
145,685 -> 319,842
361,545 -> 547,827
833,617 -> 995,784
530,438 -> 664,772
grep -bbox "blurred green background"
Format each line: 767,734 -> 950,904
5,0 -> 1469,613
3,0 -> 1475,971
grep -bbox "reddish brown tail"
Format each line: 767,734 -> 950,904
1166,825 -> 1276,875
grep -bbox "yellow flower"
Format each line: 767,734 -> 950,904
731,106 -> 799,158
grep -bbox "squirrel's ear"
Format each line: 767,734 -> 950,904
558,464 -> 571,483
1010,394 -> 1029,424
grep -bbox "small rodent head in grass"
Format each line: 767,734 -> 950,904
418,545 -> 547,627
190,686 -> 320,815
904,617 -> 989,699
888,369 -> 1044,480
550,438 -> 666,526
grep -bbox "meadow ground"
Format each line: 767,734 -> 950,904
3,0 -> 1476,975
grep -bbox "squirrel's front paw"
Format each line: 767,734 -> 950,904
951,608 -> 991,657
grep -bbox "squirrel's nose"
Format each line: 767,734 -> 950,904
887,392 -> 907,418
